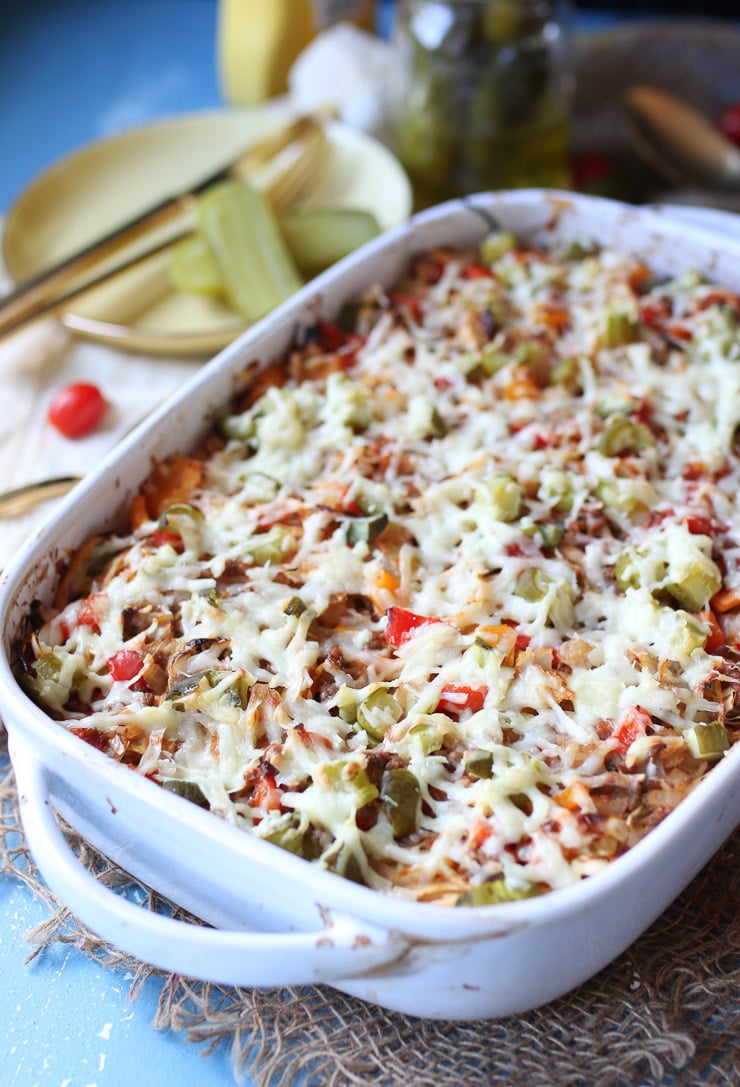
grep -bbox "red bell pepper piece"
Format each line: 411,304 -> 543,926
385,606 -> 441,646
611,706 -> 651,752
437,685 -> 487,716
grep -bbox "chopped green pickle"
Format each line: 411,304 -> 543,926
514,567 -> 552,602
465,750 -> 494,779
456,879 -> 540,907
356,688 -> 402,741
601,310 -> 639,347
684,721 -> 730,760
479,230 -> 518,264
598,416 -> 654,456
245,525 -> 294,565
346,513 -> 389,546
522,521 -> 564,548
476,474 -> 523,522
162,780 -> 209,808
283,595 -> 307,617
382,767 -> 421,838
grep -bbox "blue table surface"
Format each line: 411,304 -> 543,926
0,3 -> 643,1086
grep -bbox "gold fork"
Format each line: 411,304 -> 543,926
0,476 -> 81,517
0,114 -> 329,341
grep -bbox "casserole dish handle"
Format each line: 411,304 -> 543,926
13,743 -> 407,986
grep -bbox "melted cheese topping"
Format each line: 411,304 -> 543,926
18,236 -> 740,906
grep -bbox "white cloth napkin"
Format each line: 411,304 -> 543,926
0,230 -> 200,569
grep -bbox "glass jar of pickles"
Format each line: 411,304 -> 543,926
393,0 -> 574,208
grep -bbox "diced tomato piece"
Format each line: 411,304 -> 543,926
514,633 -> 531,651
639,297 -> 672,328
151,529 -> 183,550
684,515 -> 718,536
611,706 -> 651,752
533,432 -> 554,450
69,726 -> 110,752
385,606 -> 441,646
437,685 -> 487,716
467,817 -> 493,849
78,593 -> 105,632
461,263 -> 495,280
698,609 -> 724,653
388,290 -> 423,323
247,772 -> 283,812
666,322 -> 692,342
317,321 -> 352,351
107,648 -> 144,682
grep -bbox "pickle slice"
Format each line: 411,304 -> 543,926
168,233 -> 225,296
279,208 -> 380,277
198,179 -> 303,323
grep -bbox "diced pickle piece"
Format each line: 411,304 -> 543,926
479,230 -> 518,264
601,310 -> 639,347
356,688 -> 402,741
598,416 -> 654,456
283,595 -> 307,617
166,670 -> 211,701
475,474 -> 523,522
664,566 -> 722,613
245,525 -> 295,565
465,750 -> 494,779
513,567 -> 552,602
258,812 -> 308,856
549,355 -> 583,392
382,767 -> 421,838
455,879 -> 540,907
162,780 -> 209,808
522,521 -> 564,548
615,526 -> 722,612
346,513 -> 389,546
218,411 -> 257,443
323,840 -> 365,884
480,344 -> 511,375
684,720 -> 730,760
159,503 -> 204,525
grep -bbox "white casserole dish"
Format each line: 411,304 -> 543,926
1,191 -> 739,1021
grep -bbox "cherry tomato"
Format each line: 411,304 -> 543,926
48,382 -> 107,438
717,102 -> 740,147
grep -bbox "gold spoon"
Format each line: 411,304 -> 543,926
624,85 -> 740,191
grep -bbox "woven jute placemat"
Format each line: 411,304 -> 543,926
0,730 -> 737,1087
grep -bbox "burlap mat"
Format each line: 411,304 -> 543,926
0,728 -> 737,1087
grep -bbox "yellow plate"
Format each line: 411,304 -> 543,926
3,104 -> 413,356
